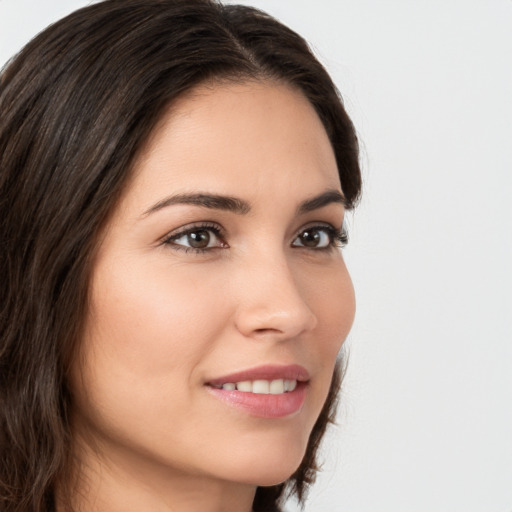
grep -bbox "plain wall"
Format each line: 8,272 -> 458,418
1,1 -> 511,511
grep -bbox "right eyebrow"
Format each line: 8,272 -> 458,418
142,192 -> 251,217
297,189 -> 346,214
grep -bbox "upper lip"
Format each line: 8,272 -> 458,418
206,364 -> 310,387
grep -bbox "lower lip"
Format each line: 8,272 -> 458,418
206,383 -> 307,419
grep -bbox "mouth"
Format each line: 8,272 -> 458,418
209,378 -> 298,394
205,364 -> 309,418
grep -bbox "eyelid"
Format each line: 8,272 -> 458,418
160,222 -> 227,252
292,222 -> 349,249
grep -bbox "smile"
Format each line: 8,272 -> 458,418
211,379 -> 298,394
205,364 -> 309,418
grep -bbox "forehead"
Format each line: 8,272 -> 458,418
126,81 -> 341,210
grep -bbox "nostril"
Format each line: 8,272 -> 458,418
254,327 -> 280,334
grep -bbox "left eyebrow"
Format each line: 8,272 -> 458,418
297,189 -> 346,214
142,192 -> 251,217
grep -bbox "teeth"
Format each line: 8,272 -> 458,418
252,380 -> 270,394
269,379 -> 284,394
236,381 -> 252,392
217,379 -> 298,394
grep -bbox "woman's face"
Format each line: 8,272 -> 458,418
72,82 -> 355,490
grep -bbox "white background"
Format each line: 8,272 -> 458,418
1,1 -> 511,511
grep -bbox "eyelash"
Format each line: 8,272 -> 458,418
161,222 -> 225,254
294,224 -> 349,250
161,222 -> 348,254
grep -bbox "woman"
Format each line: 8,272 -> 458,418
0,0 -> 361,510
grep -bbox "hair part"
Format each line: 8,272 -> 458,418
0,1 -> 360,510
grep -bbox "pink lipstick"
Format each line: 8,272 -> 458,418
205,364 -> 309,419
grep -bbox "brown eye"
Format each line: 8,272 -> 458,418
292,226 -> 333,249
299,229 -> 321,247
187,230 -> 211,248
164,224 -> 226,252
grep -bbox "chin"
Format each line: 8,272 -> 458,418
220,434 -> 308,487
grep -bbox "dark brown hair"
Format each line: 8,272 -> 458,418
0,1 -> 361,510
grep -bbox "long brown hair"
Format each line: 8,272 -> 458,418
0,1 -> 361,510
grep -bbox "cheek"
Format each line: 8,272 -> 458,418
326,273 -> 355,357
73,259 -> 230,433
298,259 -> 355,423
86,260 -> 224,375
307,259 -> 355,355
70,259 -> 238,468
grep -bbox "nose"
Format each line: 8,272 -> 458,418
233,253 -> 318,341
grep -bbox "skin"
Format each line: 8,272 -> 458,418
68,81 -> 355,512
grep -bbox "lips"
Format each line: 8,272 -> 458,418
206,364 -> 310,388
205,364 -> 309,418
